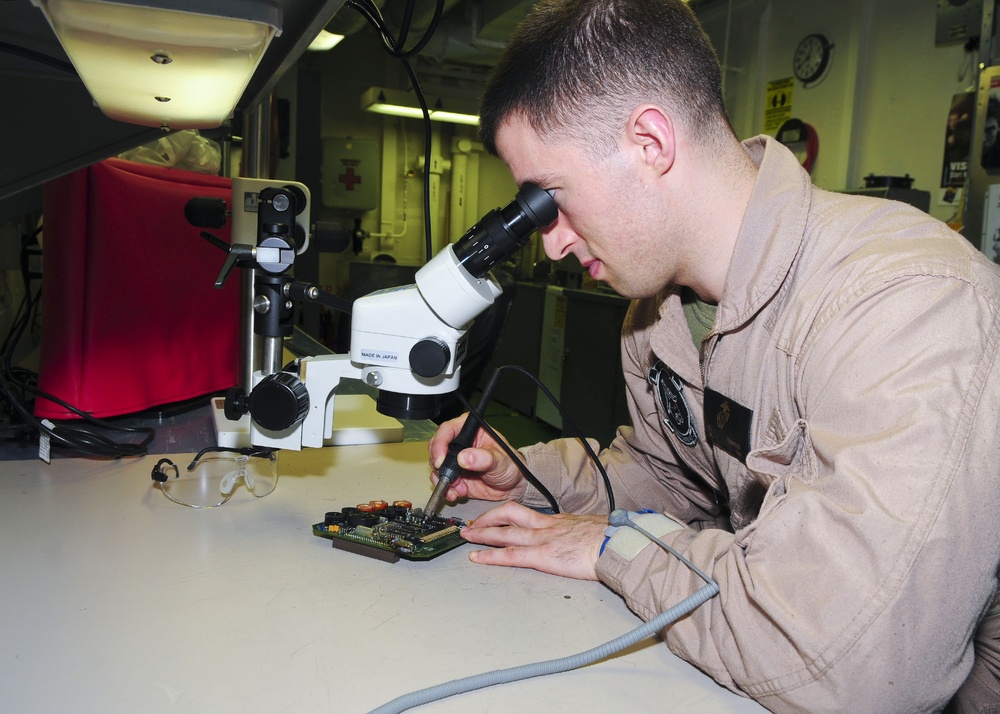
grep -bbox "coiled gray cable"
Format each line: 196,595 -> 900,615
369,509 -> 720,714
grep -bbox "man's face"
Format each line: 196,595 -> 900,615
494,115 -> 676,298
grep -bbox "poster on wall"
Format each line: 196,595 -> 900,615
762,78 -> 794,135
940,91 -> 973,208
941,92 -> 973,186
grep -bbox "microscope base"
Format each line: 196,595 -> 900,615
211,394 -> 405,449
211,397 -> 251,448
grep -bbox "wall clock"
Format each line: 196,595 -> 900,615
793,33 -> 832,86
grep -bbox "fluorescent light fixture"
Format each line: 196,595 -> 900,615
361,86 -> 480,126
31,0 -> 282,130
308,29 -> 344,52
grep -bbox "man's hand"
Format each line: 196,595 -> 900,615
428,414 -> 527,503
461,502 -> 607,581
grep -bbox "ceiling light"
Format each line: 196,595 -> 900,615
308,29 -> 344,52
361,86 -> 479,126
31,0 -> 282,130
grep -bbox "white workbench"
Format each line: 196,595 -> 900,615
0,442 -> 763,713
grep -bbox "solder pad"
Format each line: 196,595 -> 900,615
313,500 -> 468,563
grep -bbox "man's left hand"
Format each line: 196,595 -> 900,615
461,501 -> 607,580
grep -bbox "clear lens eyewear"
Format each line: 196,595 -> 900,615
151,447 -> 279,508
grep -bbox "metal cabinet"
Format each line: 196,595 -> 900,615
484,283 -> 631,448
558,289 -> 631,448
481,283 -> 546,416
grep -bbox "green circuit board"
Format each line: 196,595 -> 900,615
313,500 -> 468,563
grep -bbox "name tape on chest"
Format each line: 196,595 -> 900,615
704,387 -> 753,463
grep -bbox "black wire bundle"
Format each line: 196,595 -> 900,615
0,40 -> 75,74
346,0 -> 446,264
0,222 -> 155,459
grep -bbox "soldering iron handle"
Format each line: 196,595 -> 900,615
438,412 -> 480,482
425,411 -> 483,516
456,409 -> 482,444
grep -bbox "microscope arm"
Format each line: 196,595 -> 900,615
286,281 -> 353,316
248,354 -> 364,449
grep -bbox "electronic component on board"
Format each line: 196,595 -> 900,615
312,500 -> 468,563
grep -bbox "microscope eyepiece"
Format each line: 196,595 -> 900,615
452,182 -> 557,278
514,182 -> 559,230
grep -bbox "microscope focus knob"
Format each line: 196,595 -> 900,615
409,338 -> 451,378
249,372 -> 310,432
223,386 -> 248,421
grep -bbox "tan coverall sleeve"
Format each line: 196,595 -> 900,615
533,275 -> 1000,711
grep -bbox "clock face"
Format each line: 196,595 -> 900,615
793,33 -> 831,84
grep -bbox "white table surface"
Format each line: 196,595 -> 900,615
0,442 -> 764,713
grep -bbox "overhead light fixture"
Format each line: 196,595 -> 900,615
308,29 -> 344,52
361,86 -> 480,126
30,0 -> 282,130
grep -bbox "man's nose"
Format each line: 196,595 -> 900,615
541,220 -> 576,261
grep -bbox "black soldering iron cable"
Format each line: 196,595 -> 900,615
454,385 -> 560,514
482,364 -> 616,513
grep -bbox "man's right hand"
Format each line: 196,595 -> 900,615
427,414 -> 527,504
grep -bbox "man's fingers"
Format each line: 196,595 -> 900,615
462,523 -> 539,548
464,501 -> 546,530
468,545 -> 537,569
458,503 -> 607,580
456,445 -> 500,473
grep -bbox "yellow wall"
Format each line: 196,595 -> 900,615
289,0 -> 977,295
698,0 -> 974,224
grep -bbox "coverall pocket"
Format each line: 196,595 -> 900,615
733,419 -> 814,532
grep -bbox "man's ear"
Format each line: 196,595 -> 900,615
627,106 -> 676,175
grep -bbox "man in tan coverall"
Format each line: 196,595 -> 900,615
428,0 -> 1000,710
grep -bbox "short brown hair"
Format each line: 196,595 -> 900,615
479,0 -> 729,156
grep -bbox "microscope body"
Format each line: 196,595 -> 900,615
209,181 -> 557,451
248,244 -> 503,449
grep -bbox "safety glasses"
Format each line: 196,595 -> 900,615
150,446 -> 279,508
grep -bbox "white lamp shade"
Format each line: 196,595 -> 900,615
32,0 -> 282,130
